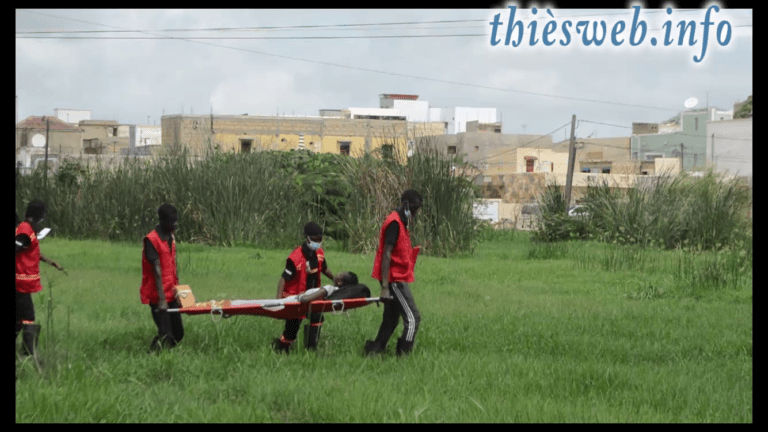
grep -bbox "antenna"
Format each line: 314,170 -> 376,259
684,97 -> 699,109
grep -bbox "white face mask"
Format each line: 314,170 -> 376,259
307,237 -> 322,251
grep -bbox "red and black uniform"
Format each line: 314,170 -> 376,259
277,244 -> 327,347
140,229 -> 178,305
141,229 -> 184,348
15,221 -> 42,323
370,209 -> 422,352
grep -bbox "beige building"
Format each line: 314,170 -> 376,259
551,136 -> 632,174
161,114 -> 445,162
79,120 -> 130,155
16,116 -> 84,172
434,132 -> 554,173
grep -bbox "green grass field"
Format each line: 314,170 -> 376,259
15,234 -> 752,423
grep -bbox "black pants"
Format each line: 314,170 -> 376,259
16,292 -> 35,323
150,300 -> 184,346
373,282 -> 421,345
282,312 -> 323,342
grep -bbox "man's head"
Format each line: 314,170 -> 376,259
304,222 -> 323,251
157,203 -> 178,233
400,190 -> 423,218
25,199 -> 47,225
334,271 -> 359,287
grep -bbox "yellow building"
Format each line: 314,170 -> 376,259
161,114 -> 445,162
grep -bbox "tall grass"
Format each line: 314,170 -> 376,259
17,141 -> 480,257
336,136 -> 478,257
531,167 -> 751,253
584,168 -> 752,251
16,149 -> 318,249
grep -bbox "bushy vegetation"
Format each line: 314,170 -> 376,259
16,141 -> 478,257
531,168 -> 752,252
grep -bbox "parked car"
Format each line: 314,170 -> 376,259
568,205 -> 590,218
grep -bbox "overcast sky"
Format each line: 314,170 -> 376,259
15,7 -> 752,140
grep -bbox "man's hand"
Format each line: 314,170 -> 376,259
156,298 -> 169,312
380,281 -> 392,301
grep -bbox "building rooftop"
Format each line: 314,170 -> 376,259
16,116 -> 81,131
380,94 -> 419,100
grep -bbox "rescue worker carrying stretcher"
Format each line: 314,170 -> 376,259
273,222 -> 335,353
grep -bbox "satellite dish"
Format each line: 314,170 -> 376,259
31,134 -> 46,147
684,97 -> 699,109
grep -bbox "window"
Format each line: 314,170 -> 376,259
602,167 -> 611,174
447,146 -> 457,155
240,139 -> 252,153
695,117 -> 699,131
339,141 -> 351,156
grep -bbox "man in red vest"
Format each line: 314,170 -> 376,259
272,222 -> 335,353
15,200 -> 64,357
140,204 -> 184,352
365,190 -> 423,357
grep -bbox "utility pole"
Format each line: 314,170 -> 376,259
43,116 -> 50,191
680,143 -> 684,172
564,115 -> 577,212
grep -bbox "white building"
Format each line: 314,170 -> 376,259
54,108 -> 91,124
440,107 -> 498,134
346,107 -> 406,120
706,117 -> 752,177
378,94 -> 498,134
126,125 -> 162,155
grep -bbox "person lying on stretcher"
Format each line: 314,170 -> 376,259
295,271 -> 371,303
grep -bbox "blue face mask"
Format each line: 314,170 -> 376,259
307,237 -> 322,251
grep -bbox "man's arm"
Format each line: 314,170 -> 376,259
322,260 -> 334,282
380,244 -> 394,299
277,259 -> 296,298
39,253 -> 63,271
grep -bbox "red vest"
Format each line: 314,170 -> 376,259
372,211 -> 419,283
15,221 -> 42,294
282,246 -> 325,298
140,230 -> 178,305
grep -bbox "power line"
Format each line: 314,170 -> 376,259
16,9 -> 715,34
13,10 -> 718,114
17,24 -> 752,39
17,34 -> 490,40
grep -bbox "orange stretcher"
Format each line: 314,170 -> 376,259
166,286 -> 381,320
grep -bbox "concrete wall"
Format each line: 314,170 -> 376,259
161,114 -> 445,161
706,117 -> 752,177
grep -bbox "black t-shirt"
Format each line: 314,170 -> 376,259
282,243 -> 328,288
384,209 -> 408,246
